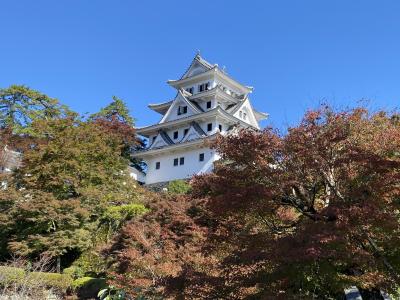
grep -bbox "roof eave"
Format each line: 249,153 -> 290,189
136,107 -> 255,137
189,86 -> 241,104
136,108 -> 221,137
254,111 -> 269,121
131,135 -> 218,158
167,68 -> 216,88
215,69 -> 252,94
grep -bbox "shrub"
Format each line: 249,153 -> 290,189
102,203 -> 148,223
101,203 -> 149,237
71,250 -> 108,277
72,277 -> 107,299
0,266 -> 25,285
27,271 -> 73,291
167,180 -> 191,195
0,257 -> 71,298
63,265 -> 84,279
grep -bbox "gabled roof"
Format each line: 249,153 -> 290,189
191,121 -> 207,136
225,97 -> 268,122
159,89 -> 202,123
180,53 -> 216,80
160,131 -> 174,145
149,130 -> 174,150
149,85 -> 244,116
222,98 -> 260,129
189,100 -> 204,112
180,121 -> 207,143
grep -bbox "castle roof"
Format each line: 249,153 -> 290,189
136,106 -> 256,137
167,54 -> 253,95
179,53 -> 216,80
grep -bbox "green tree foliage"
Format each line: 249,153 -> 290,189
0,85 -> 68,135
167,179 -> 192,195
6,189 -> 91,259
16,117 -> 129,203
89,96 -> 134,126
0,102 -> 144,267
89,96 -> 145,170
100,203 -> 148,240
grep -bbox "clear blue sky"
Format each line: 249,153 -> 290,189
1,1 -> 399,130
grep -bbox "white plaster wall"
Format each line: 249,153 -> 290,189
183,79 -> 215,96
166,126 -> 191,143
145,146 -> 218,184
163,102 -> 197,123
233,100 -> 260,129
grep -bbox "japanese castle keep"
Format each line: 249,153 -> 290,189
132,54 -> 268,185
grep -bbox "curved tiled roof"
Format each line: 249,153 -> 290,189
159,130 -> 174,145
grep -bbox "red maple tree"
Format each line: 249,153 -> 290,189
107,106 -> 400,299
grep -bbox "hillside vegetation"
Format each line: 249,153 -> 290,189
1,85 -> 399,299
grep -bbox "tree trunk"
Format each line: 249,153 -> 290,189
56,256 -> 61,273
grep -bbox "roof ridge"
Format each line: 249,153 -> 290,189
159,130 -> 174,145
177,89 -> 202,114
191,121 -> 207,137
189,100 -> 204,112
179,53 -> 216,80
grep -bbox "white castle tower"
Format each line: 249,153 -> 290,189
132,54 -> 267,185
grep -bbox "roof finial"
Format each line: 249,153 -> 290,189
196,49 -> 201,57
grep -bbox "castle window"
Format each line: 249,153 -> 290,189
243,113 -> 247,120
173,158 -> 179,166
173,131 -> 178,139
184,128 -> 189,136
198,82 -> 210,93
218,124 -> 222,131
155,162 -> 160,170
186,87 -> 194,94
207,123 -> 212,131
180,157 -> 185,165
239,111 -> 243,118
152,136 -> 156,143
206,101 -> 212,109
199,153 -> 204,162
178,106 -> 188,115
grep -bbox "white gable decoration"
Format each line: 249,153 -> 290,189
160,90 -> 201,123
180,53 -> 215,80
180,123 -> 207,143
232,99 -> 260,129
149,132 -> 173,149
